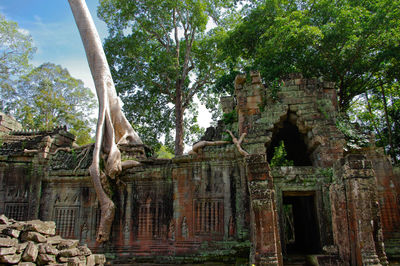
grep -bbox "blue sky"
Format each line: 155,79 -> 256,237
0,0 -> 212,138
0,0 -> 107,91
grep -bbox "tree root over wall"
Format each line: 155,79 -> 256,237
68,0 -> 142,243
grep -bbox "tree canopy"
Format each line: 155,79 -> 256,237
98,0 -> 235,154
214,0 -> 400,162
222,0 -> 400,111
8,63 -> 97,145
0,15 -> 97,145
0,14 -> 35,111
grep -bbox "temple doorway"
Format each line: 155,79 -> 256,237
282,191 -> 321,255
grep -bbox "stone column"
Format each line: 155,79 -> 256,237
331,154 -> 388,266
246,154 -> 282,265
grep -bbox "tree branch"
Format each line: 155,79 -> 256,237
227,130 -> 249,156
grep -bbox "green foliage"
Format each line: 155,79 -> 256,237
270,141 -> 294,167
317,168 -> 333,182
156,145 -> 174,159
335,113 -> 370,151
268,78 -> 283,102
98,0 -> 236,153
0,14 -> 36,111
222,131 -> 233,142
7,63 -> 96,145
349,83 -> 400,162
222,109 -> 237,125
316,99 -> 332,120
222,0 -> 400,111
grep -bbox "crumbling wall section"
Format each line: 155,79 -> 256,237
232,72 -> 344,167
38,144 -> 254,264
331,153 -> 388,265
0,112 -> 22,135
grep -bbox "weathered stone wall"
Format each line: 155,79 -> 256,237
38,144 -> 253,264
331,153 -> 388,265
1,74 -> 399,265
0,113 -> 22,135
233,72 -> 344,167
272,166 -> 334,253
0,128 -> 75,223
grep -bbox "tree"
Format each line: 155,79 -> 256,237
222,0 -> 400,111
0,14 -> 36,111
69,0 -> 142,242
9,63 -> 96,145
349,81 -> 400,163
98,0 -> 234,155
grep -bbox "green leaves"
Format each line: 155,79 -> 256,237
223,0 -> 400,110
99,0 -> 235,153
270,141 -> 294,167
0,14 -> 36,111
11,63 -> 96,145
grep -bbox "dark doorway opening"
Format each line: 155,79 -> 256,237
267,117 -> 312,166
282,192 -> 321,255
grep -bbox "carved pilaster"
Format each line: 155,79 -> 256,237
246,154 -> 282,265
331,154 -> 388,266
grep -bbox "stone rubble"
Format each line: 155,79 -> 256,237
0,215 -> 105,265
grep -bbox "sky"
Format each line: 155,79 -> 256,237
0,0 -> 107,93
0,0 -> 213,133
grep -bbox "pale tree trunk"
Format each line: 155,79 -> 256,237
68,0 -> 142,242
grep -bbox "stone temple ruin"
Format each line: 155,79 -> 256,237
1,72 -> 400,265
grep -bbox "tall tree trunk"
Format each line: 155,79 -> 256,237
379,82 -> 396,163
175,81 -> 184,155
68,0 -> 142,242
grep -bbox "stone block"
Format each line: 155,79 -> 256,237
77,245 -> 91,256
93,254 -> 106,265
0,253 -> 21,264
58,256 -> 69,263
22,242 -> 38,262
24,220 -> 56,236
18,262 -> 36,266
15,242 -> 28,254
2,228 -> 21,238
38,243 -> 59,255
46,235 -> 63,245
67,256 -> 86,266
37,253 -> 56,264
57,239 -> 79,250
10,222 -> 26,231
295,78 -> 304,85
16,242 -> 28,254
86,254 -> 95,266
235,74 -> 246,85
0,215 -> 9,225
324,81 -> 335,89
20,231 -> 46,243
58,248 -> 80,257
0,237 -> 18,247
0,246 -> 17,256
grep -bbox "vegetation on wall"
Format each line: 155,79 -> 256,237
270,141 -> 294,167
214,0 -> 400,163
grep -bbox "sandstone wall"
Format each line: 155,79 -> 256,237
0,113 -> 22,135
38,144 -> 253,264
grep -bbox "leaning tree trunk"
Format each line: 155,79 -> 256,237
68,0 -> 142,242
